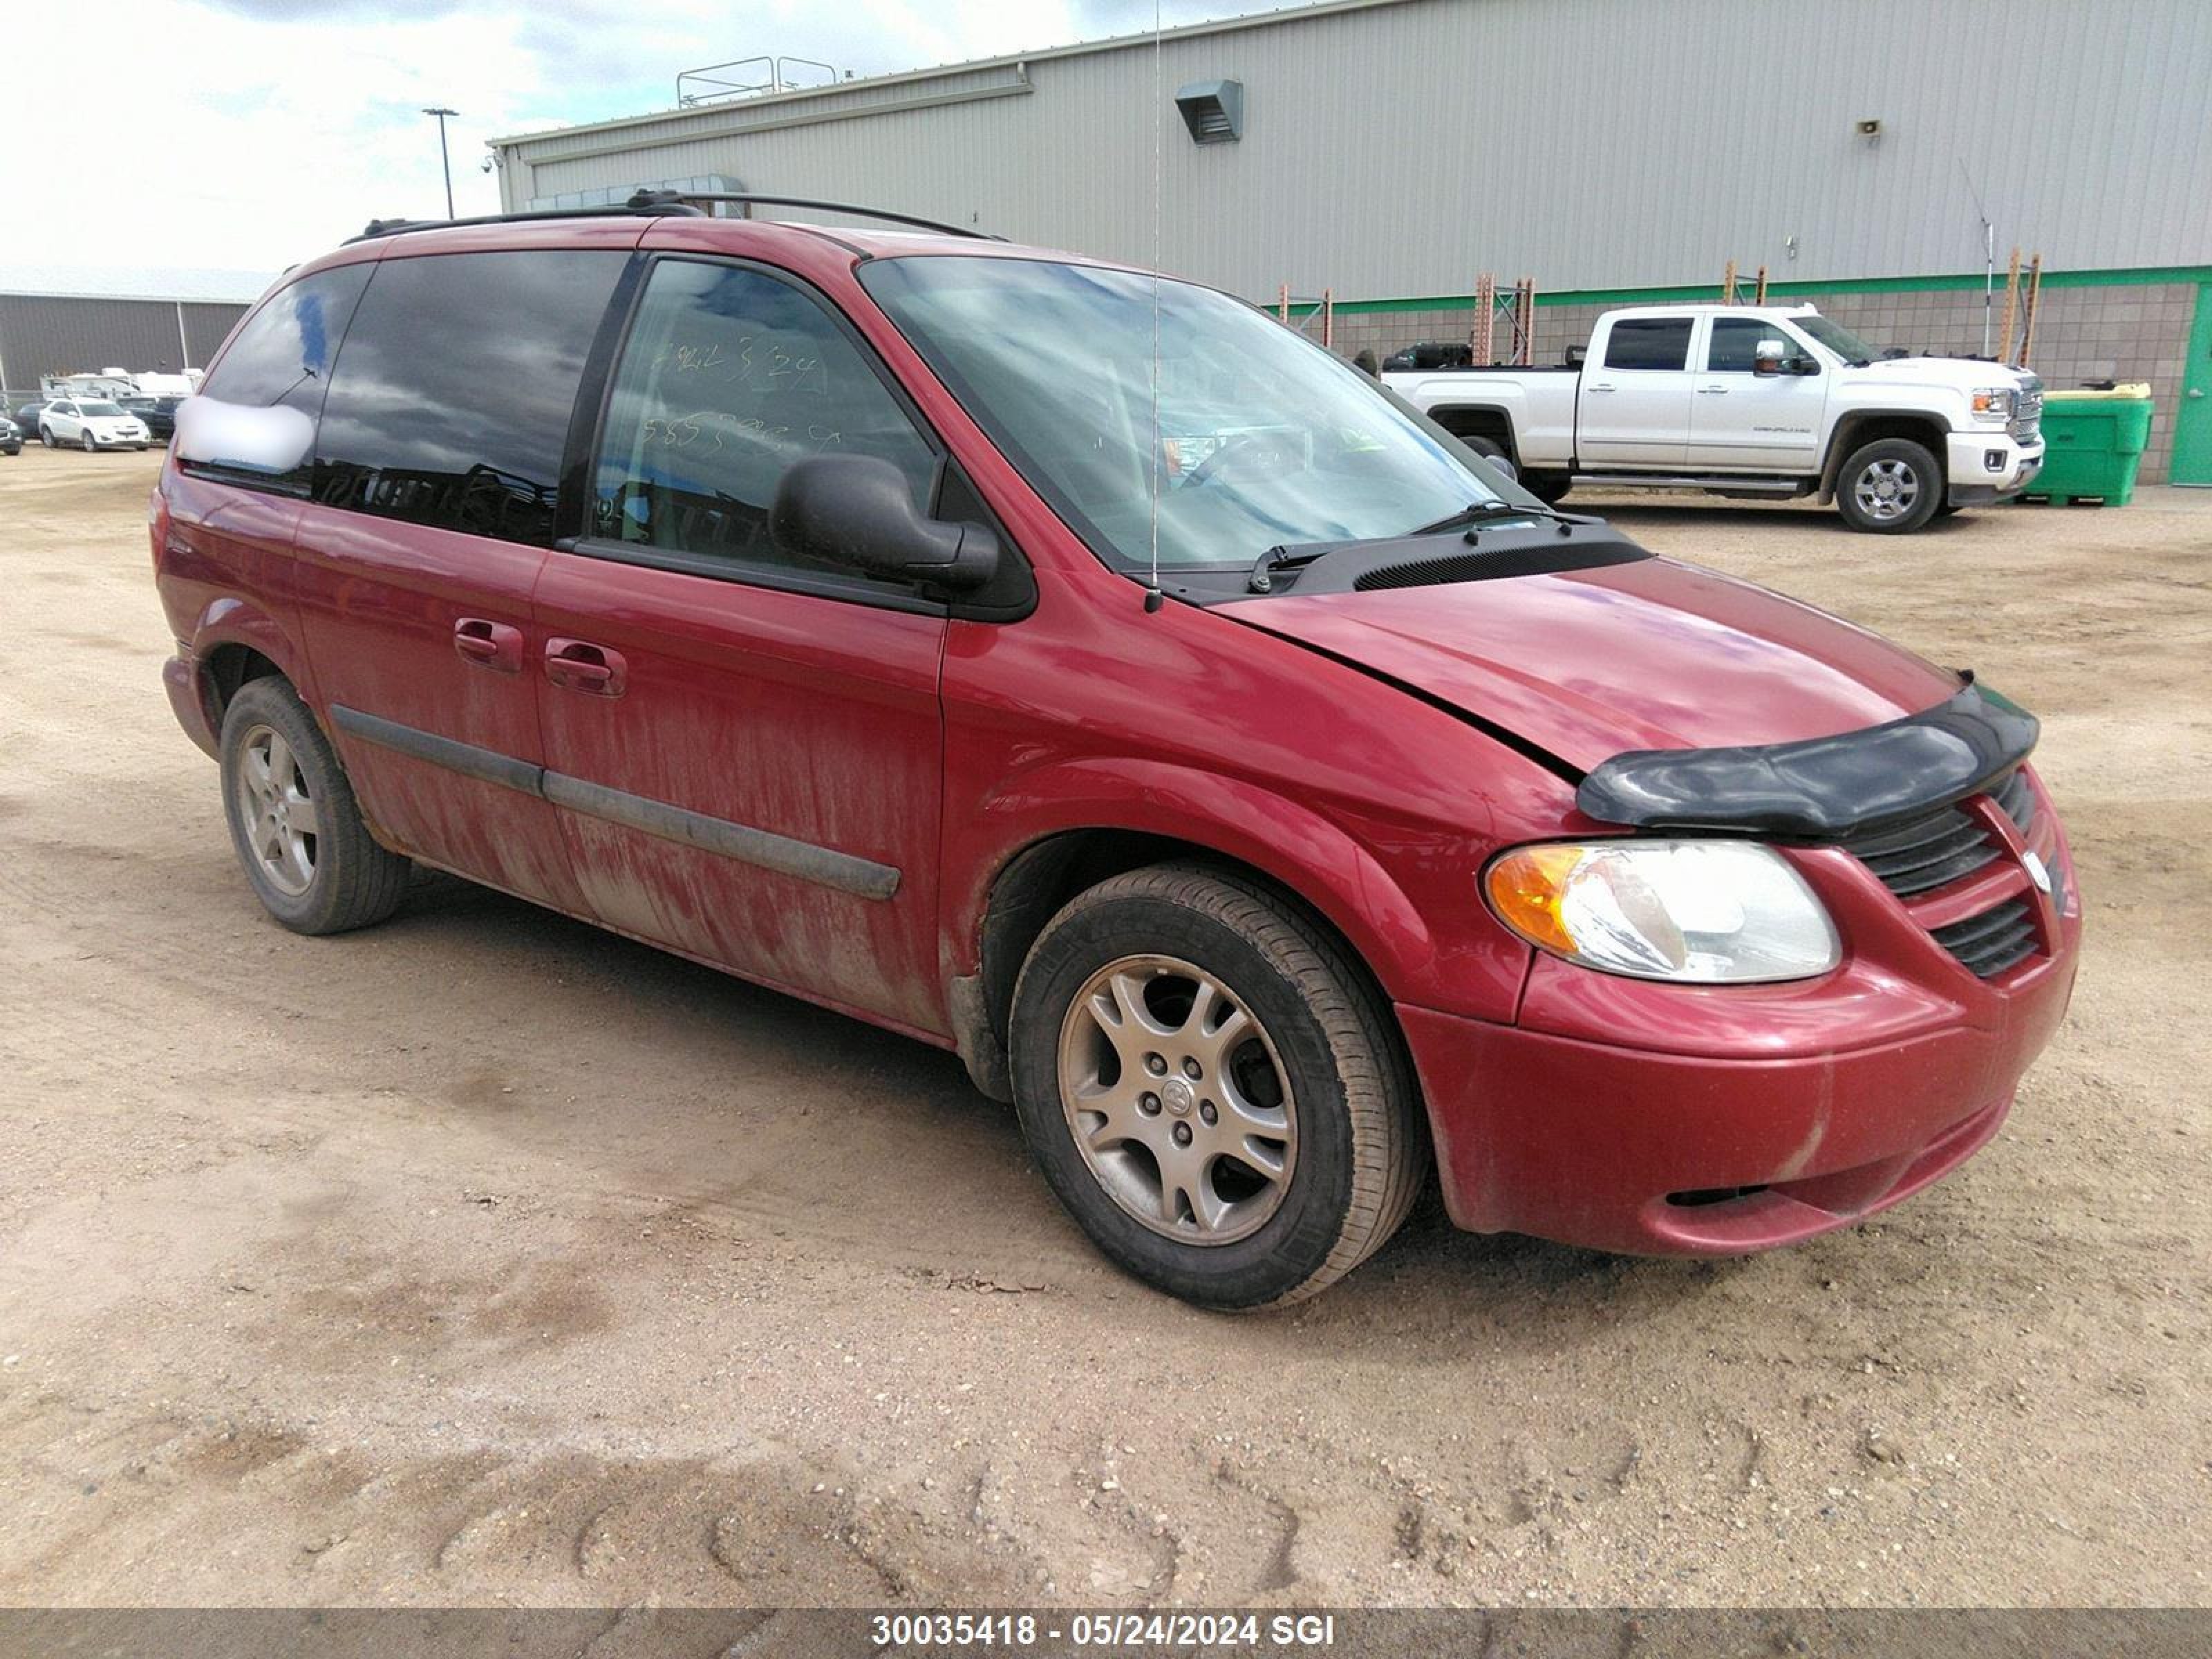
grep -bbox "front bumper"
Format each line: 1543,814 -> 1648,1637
1404,791 -> 2081,1256
1947,431 -> 2043,505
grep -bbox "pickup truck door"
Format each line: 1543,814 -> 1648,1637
1687,316 -> 1827,472
1575,316 -> 1694,467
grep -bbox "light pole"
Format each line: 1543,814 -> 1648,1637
422,106 -> 458,218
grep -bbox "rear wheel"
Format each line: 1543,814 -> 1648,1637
1836,437 -> 1942,534
1009,863 -> 1427,1309
219,678 -> 410,935
1521,471 -> 1573,505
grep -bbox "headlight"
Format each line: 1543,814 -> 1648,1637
1970,386 -> 2016,420
1483,840 -> 1840,984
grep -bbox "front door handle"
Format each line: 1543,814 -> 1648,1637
1585,382 -> 1617,394
453,617 -> 524,673
545,637 -> 628,698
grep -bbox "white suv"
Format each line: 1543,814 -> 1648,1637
41,398 -> 151,452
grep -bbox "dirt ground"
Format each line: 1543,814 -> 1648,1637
1,443 -> 2206,1611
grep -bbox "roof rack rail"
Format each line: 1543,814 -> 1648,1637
348,200 -> 707,244
624,189 -> 1004,241
346,191 -> 1000,247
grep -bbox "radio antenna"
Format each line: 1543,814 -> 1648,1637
1144,0 -> 1165,613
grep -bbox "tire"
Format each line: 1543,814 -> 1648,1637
1522,471 -> 1573,506
1835,437 -> 1942,534
1009,862 -> 1427,1309
218,677 -> 410,935
40,427 -> 55,447
1461,434 -> 1511,467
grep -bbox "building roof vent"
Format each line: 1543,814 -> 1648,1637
1174,79 -> 1243,144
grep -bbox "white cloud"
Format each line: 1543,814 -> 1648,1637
2,0 -> 1280,285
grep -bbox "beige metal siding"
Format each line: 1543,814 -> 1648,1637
498,0 -> 2212,301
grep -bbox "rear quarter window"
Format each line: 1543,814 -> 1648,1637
175,264 -> 373,490
312,249 -> 630,546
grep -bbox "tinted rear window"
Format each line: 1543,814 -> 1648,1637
1602,317 -> 1694,371
313,249 -> 628,545
176,264 -> 372,489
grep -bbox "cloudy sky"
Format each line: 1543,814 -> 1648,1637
8,0 -> 1277,291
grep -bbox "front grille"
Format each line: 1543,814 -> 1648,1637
1838,768 -> 2045,979
2010,383 -> 2043,443
1931,897 -> 2040,980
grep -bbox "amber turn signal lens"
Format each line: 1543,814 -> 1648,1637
1484,845 -> 1588,956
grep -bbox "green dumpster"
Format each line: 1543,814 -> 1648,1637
2021,383 -> 2155,506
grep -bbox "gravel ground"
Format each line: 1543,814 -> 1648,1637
0,444 -> 2206,1609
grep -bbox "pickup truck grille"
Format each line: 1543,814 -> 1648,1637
2009,383 -> 2043,444
1837,769 -> 2045,979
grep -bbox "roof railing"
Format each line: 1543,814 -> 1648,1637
349,189 -> 997,245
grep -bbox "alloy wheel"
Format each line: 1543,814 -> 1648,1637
233,723 -> 321,897
1853,458 -> 1920,521
1056,953 -> 1297,1244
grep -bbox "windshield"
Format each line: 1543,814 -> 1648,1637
82,401 -> 127,417
1793,316 -> 1885,365
860,256 -> 1517,571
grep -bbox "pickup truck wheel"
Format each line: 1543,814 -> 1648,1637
1837,438 -> 1942,534
219,678 -> 411,935
1009,863 -> 1427,1309
1522,471 -> 1573,505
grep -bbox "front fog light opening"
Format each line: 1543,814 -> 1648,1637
1483,839 -> 1841,985
1985,449 -> 2007,471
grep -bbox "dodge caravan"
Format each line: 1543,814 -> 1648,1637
154,195 -> 2081,1307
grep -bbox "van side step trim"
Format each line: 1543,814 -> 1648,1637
327,704 -> 901,901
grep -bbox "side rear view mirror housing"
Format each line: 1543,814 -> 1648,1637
770,454 -> 1002,593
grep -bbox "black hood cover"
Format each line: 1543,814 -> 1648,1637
1575,677 -> 2039,839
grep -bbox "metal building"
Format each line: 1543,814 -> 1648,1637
0,268 -> 263,405
491,0 -> 2212,482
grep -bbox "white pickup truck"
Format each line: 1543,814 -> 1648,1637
1383,303 -> 2045,534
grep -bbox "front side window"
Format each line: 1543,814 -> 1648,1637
859,256 -> 1514,572
1602,317 -> 1694,371
175,263 -> 371,489
588,259 -> 939,588
1707,317 -> 1811,373
314,249 -> 629,545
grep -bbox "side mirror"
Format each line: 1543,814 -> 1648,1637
1752,339 -> 1788,377
769,455 -> 1002,592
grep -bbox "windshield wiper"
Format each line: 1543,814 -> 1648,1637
1408,500 -> 1558,536
1246,503 -> 1568,592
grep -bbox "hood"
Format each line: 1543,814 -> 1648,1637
1217,556 -> 1961,773
1851,355 -> 2038,394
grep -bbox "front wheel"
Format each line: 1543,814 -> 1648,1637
1009,863 -> 1427,1309
219,677 -> 411,935
79,429 -> 96,452
1836,438 -> 1942,534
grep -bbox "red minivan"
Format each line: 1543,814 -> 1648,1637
153,197 -> 2081,1308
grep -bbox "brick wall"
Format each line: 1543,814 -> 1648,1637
1320,281 -> 2195,482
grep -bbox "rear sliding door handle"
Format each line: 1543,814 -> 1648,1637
453,617 -> 524,673
545,637 -> 628,697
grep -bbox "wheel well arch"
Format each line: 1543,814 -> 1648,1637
1821,411 -> 1951,500
955,827 -> 1412,1106
198,643 -> 286,727
1424,404 -> 1517,462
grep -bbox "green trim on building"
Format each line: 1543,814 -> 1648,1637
1288,263 -> 2212,318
